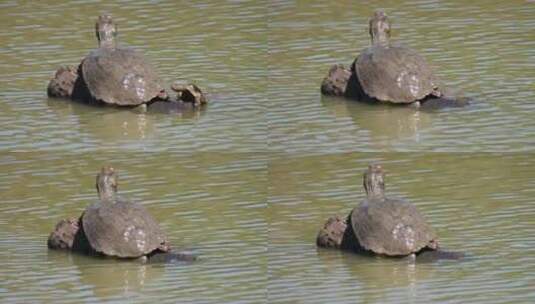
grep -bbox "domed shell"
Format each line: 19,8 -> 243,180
356,46 -> 437,103
82,198 -> 167,258
81,49 -> 163,106
351,164 -> 437,256
81,14 -> 163,106
351,197 -> 437,256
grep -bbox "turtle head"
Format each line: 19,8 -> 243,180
96,166 -> 118,203
369,10 -> 391,45
363,164 -> 385,199
95,14 -> 117,48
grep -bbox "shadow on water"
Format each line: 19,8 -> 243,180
46,98 -> 205,141
46,248 -> 195,300
321,95 -> 433,143
49,250 -> 159,299
316,247 -> 437,303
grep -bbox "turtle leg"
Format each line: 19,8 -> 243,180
420,95 -> 470,110
145,251 -> 197,263
415,249 -> 465,262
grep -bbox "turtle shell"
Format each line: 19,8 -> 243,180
82,198 -> 167,258
350,197 -> 437,256
355,44 -> 437,103
81,47 -> 163,106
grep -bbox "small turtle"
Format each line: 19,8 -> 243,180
80,14 -> 165,106
171,81 -> 208,106
350,164 -> 438,256
352,10 -> 441,104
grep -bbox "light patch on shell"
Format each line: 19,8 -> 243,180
122,73 -> 146,100
396,71 -> 420,99
123,225 -> 147,252
392,223 -> 415,250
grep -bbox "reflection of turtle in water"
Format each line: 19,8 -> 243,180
47,14 -> 207,108
317,164 -> 463,260
48,167 -> 195,263
321,10 -> 470,109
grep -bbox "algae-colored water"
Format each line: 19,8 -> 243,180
0,1 -> 534,303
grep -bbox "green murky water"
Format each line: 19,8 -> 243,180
0,0 -> 534,303
268,152 -> 535,303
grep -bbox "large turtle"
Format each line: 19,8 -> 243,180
352,10 -> 441,104
47,64 -> 207,113
350,164 -> 438,256
80,166 -> 169,258
47,167 -> 196,263
317,164 -> 464,260
47,14 -> 208,109
320,11 -> 470,108
80,14 -> 164,106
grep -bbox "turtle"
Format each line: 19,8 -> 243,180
79,14 -> 165,106
47,65 -> 207,113
47,14 -> 208,109
349,164 -> 438,256
320,10 -> 470,108
47,217 -> 196,263
317,164 -> 464,260
80,166 -> 170,258
48,166 -> 196,262
351,10 -> 442,104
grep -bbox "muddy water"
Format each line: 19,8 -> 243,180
268,0 -> 535,153
268,152 -> 535,303
0,0 -> 534,303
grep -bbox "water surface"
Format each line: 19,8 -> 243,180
268,152 -> 535,303
268,0 -> 535,153
0,1 -> 267,153
0,1 -> 267,303
1,0 -> 534,303
0,151 -> 267,303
